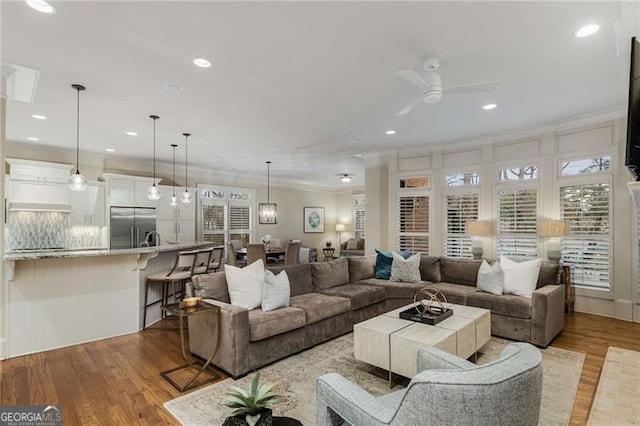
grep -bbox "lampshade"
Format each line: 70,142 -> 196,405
335,224 -> 345,232
181,133 -> 192,204
68,84 -> 87,191
539,220 -> 569,237
147,115 -> 161,201
467,220 -> 492,236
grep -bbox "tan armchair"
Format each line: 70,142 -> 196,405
340,238 -> 365,256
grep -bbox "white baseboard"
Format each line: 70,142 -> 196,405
0,337 -> 6,360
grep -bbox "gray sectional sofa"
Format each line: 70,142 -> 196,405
187,255 -> 564,378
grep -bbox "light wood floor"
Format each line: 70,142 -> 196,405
1,312 -> 638,425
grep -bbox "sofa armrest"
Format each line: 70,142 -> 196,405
530,284 -> 565,347
187,299 -> 250,378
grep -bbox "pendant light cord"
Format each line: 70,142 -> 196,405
183,133 -> 190,191
267,161 -> 271,203
171,144 -> 177,195
152,119 -> 156,181
76,87 -> 80,171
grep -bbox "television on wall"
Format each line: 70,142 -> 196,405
625,37 -> 640,180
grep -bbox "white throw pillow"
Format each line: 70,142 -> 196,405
262,270 -> 290,312
225,259 -> 265,309
500,256 -> 542,299
477,260 -> 504,295
390,252 -> 421,283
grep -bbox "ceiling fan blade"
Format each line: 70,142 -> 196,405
442,80 -> 500,94
396,95 -> 424,116
395,70 -> 430,90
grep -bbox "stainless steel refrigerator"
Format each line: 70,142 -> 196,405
110,207 -> 157,249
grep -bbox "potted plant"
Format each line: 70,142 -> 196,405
261,235 -> 271,249
223,372 -> 281,426
325,240 -> 332,248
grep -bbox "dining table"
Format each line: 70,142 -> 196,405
235,247 -> 285,261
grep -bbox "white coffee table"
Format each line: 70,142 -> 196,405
354,302 -> 491,384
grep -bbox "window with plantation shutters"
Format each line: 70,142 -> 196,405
398,194 -> 429,254
201,204 -> 225,246
560,183 -> 611,289
497,188 -> 538,258
444,193 -> 478,258
353,195 -> 365,239
230,204 -> 251,246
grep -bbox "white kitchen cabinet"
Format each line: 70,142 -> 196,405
157,218 -> 195,243
69,184 -> 105,226
7,159 -> 72,184
103,175 -> 158,208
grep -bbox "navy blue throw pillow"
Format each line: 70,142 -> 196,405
375,249 -> 410,280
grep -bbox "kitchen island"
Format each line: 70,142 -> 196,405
2,242 -> 213,359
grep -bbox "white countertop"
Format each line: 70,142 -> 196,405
4,242 -> 214,261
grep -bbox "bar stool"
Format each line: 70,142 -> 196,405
208,246 -> 224,272
192,247 -> 214,275
143,251 -> 197,330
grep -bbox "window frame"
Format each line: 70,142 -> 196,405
443,184 -> 480,259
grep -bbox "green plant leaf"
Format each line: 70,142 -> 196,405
250,372 -> 260,396
227,386 -> 250,399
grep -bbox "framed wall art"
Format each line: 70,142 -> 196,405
303,207 -> 325,233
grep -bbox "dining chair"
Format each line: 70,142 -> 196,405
269,239 -> 282,249
143,250 -> 197,329
284,241 -> 301,266
230,239 -> 243,251
247,243 -> 267,265
208,246 -> 224,272
227,242 -> 239,266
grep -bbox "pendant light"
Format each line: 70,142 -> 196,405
180,132 -> 192,204
68,84 -> 88,191
258,161 -> 277,224
170,143 -> 179,207
147,115 -> 161,201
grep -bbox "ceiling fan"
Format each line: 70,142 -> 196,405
394,57 -> 500,116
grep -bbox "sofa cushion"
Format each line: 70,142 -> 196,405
537,263 -> 561,289
375,250 -> 410,280
320,284 -> 386,311
262,270 -> 290,312
476,260 -> 504,295
225,259 -> 266,310
440,258 -> 483,287
191,272 -> 230,303
501,256 -> 542,299
348,255 -> 376,283
390,252 -> 421,283
428,282 -> 479,305
289,293 -> 351,324
311,257 -> 350,290
419,255 -> 441,282
358,278 -> 427,300
267,263 -> 313,296
466,292 -> 532,319
248,306 -> 306,341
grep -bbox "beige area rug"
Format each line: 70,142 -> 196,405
164,334 -> 584,426
588,346 -> 640,425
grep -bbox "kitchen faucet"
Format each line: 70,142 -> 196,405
142,231 -> 161,247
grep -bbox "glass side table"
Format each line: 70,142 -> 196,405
160,301 -> 222,392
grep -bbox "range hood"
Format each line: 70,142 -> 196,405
9,202 -> 71,212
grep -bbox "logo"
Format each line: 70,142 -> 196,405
0,405 -> 62,426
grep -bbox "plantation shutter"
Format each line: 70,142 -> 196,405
398,194 -> 429,253
560,183 -> 611,289
201,204 -> 225,246
229,204 -> 251,247
354,208 -> 365,239
445,193 -> 478,258
497,188 -> 538,258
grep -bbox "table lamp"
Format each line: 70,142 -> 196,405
335,224 -> 345,246
539,220 -> 569,263
467,220 -> 492,259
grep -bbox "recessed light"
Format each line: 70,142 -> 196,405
27,137 -> 39,141
26,0 -> 55,14
385,130 -> 396,135
125,131 -> 138,136
482,103 -> 497,110
105,148 -> 115,152
349,139 -> 361,144
32,114 -> 46,120
163,83 -> 183,92
575,24 -> 599,38
193,58 -> 212,68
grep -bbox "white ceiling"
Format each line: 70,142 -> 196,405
1,1 -> 636,189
